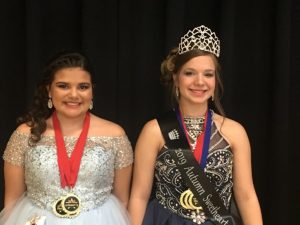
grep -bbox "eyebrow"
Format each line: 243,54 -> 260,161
184,68 -> 215,72
203,69 -> 215,72
54,81 -> 91,84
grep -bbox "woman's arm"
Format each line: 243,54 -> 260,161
128,119 -> 164,225
4,162 -> 26,207
224,119 -> 263,225
113,165 -> 133,208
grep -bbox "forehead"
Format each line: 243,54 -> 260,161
53,67 -> 91,82
182,55 -> 216,70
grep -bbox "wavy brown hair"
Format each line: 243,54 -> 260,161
17,51 -> 95,145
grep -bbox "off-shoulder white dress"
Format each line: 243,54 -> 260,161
0,131 -> 133,225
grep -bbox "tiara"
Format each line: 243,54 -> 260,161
178,25 -> 220,57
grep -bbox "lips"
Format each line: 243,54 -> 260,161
190,89 -> 207,95
64,102 -> 81,106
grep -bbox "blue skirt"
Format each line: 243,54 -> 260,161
142,199 -> 214,225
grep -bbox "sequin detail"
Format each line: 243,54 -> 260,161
154,121 -> 233,222
183,116 -> 205,151
2,131 -> 133,212
2,131 -> 30,167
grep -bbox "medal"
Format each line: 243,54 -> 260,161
53,193 -> 81,218
52,111 -> 90,218
53,197 -> 68,217
62,193 -> 81,215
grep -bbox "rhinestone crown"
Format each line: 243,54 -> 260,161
178,25 -> 220,57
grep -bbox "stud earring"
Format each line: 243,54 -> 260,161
89,100 -> 93,110
48,98 -> 53,109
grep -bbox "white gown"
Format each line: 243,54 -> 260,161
0,131 -> 133,225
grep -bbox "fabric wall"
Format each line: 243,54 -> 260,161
0,0 -> 299,224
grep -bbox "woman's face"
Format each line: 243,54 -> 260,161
48,67 -> 93,119
174,55 -> 216,107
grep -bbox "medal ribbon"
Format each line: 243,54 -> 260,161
176,107 -> 212,169
52,111 -> 90,188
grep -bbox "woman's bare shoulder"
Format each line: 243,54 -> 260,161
213,113 -> 245,130
213,113 -> 248,145
89,114 -> 126,136
138,118 -> 164,147
15,123 -> 31,134
142,118 -> 160,132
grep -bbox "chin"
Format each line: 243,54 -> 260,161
62,110 -> 87,117
190,98 -> 210,104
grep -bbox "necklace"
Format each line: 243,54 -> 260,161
177,107 -> 212,168
183,116 -> 205,151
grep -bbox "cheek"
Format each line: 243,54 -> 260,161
84,91 -> 93,101
207,77 -> 216,87
212,79 -> 216,88
50,91 -> 61,100
177,76 -> 188,86
210,80 -> 216,88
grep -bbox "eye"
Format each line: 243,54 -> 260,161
203,70 -> 215,77
183,70 -> 195,76
56,83 -> 69,89
203,72 -> 215,77
78,83 -> 91,90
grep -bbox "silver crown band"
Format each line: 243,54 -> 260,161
178,25 -> 220,57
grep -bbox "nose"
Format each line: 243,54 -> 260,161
195,74 -> 204,85
69,87 -> 79,98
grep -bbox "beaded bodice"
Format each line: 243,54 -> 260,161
183,116 -> 205,150
3,131 -> 133,212
154,118 -> 233,221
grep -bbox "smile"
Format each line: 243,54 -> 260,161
65,102 -> 81,106
190,89 -> 207,94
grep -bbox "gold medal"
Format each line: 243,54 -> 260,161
61,193 -> 81,215
53,193 -> 81,218
53,197 -> 68,218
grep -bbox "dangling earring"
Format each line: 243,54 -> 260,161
175,87 -> 179,98
211,95 -> 214,101
89,100 -> 93,110
48,98 -> 53,109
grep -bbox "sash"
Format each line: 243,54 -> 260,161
157,109 -> 242,225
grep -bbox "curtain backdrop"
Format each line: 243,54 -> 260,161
0,1 -> 299,224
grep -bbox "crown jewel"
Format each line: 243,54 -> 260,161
178,25 -> 220,57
